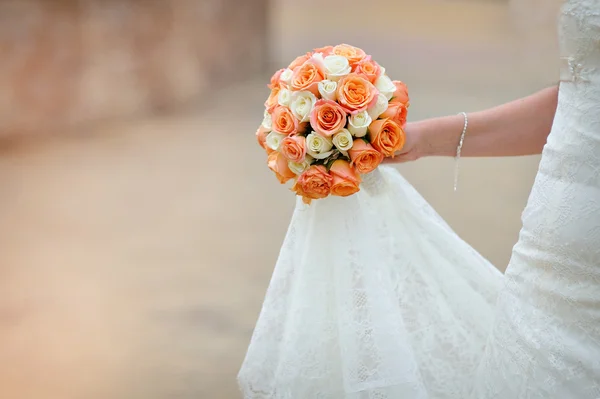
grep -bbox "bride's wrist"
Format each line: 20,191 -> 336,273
414,115 -> 465,158
409,120 -> 446,159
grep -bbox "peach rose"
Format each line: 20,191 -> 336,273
290,59 -> 326,95
333,44 -> 367,67
256,125 -> 270,150
390,81 -> 410,105
368,118 -> 405,157
379,102 -> 408,127
264,86 -> 281,112
280,135 -> 307,163
329,159 -> 361,197
289,52 -> 312,70
354,57 -> 381,84
271,105 -> 299,136
292,165 -> 333,204
269,68 -> 285,90
309,99 -> 347,137
268,151 -> 296,184
348,139 -> 384,174
313,45 -> 334,57
336,73 -> 379,113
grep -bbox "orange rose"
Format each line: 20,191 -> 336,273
256,125 -> 270,150
336,73 -> 379,113
354,57 -> 381,84
379,102 -> 408,127
268,151 -> 296,184
280,135 -> 307,163
329,160 -> 361,197
309,99 -> 347,137
292,165 -> 333,204
368,118 -> 405,157
390,81 -> 409,105
269,68 -> 285,90
348,139 -> 384,174
333,44 -> 367,67
264,86 -> 281,112
289,52 -> 312,70
313,45 -> 334,56
290,59 -> 326,95
271,105 -> 299,136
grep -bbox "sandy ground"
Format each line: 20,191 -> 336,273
0,1 -> 559,398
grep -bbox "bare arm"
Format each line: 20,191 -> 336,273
387,86 -> 559,162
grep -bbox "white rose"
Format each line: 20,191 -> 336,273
265,131 -> 286,151
290,91 -> 317,122
348,111 -> 372,138
306,132 -> 334,160
262,109 -> 272,130
318,80 -> 338,101
367,93 -> 389,120
375,74 -> 396,100
278,88 -> 291,107
323,55 -> 351,81
280,68 -> 293,85
288,155 -> 314,175
332,129 -> 354,155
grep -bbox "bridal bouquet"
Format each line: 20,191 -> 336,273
256,44 -> 410,204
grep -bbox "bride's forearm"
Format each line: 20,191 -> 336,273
415,86 -> 559,158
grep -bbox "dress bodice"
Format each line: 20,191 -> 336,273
559,0 -> 600,83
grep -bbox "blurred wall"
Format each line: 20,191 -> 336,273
0,0 -> 268,139
508,0 -> 562,73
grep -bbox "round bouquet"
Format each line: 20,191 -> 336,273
256,44 -> 410,204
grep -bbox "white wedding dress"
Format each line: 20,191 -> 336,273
238,1 -> 600,397
472,1 -> 600,397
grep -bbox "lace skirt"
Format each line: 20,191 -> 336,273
238,166 -> 502,398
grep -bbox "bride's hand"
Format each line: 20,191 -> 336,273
382,122 -> 425,164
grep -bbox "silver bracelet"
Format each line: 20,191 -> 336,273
454,112 -> 468,192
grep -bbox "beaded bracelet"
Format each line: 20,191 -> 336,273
454,112 -> 468,192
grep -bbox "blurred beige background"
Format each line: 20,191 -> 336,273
0,0 -> 561,398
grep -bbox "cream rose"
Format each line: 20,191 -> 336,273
290,91 -> 317,122
318,80 -> 337,101
367,93 -> 389,120
279,68 -> 293,86
332,128 -> 354,155
265,131 -> 286,151
375,74 -> 396,100
323,55 -> 351,81
306,132 -> 334,159
348,110 -> 372,137
262,109 -> 272,130
288,155 -> 314,175
278,88 -> 292,107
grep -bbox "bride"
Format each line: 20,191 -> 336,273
238,0 -> 600,397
